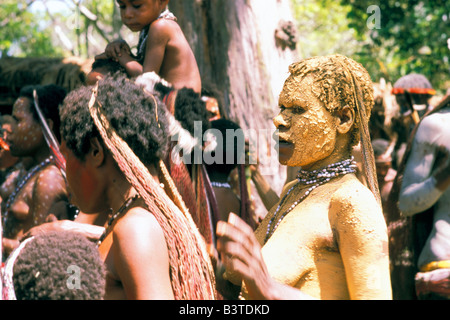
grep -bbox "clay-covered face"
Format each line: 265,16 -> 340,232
273,74 -> 337,168
8,97 -> 45,157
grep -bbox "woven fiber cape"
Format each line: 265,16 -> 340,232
88,83 -> 216,300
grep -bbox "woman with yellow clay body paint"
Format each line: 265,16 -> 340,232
216,54 -> 392,300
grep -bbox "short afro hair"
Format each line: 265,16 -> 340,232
13,231 -> 105,300
60,74 -> 170,166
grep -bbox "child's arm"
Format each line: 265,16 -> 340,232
95,40 -> 143,78
142,20 -> 171,75
115,51 -> 143,78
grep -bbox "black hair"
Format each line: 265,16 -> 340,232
174,88 -> 211,137
18,84 -> 67,142
60,75 -> 170,166
205,118 -> 243,176
91,58 -> 126,75
13,231 -> 106,300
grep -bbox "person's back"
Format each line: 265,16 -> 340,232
399,105 -> 450,269
144,17 -> 201,93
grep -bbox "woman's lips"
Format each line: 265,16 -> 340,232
274,133 -> 294,162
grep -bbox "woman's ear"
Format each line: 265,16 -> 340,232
335,105 -> 355,134
87,137 -> 105,167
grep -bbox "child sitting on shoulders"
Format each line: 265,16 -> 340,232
95,0 -> 201,93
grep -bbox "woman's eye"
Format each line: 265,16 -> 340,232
293,106 -> 305,114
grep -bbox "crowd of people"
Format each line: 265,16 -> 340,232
0,0 -> 448,300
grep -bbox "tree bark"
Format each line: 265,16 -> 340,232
169,0 -> 299,197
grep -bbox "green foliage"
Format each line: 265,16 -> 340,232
291,0 -> 449,92
291,0 -> 361,58
0,0 -> 63,57
340,0 -> 449,92
0,0 -> 130,59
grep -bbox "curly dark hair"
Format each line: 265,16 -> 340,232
60,75 -> 170,166
13,231 -> 106,300
19,84 -> 67,143
174,87 -> 211,137
91,58 -> 126,75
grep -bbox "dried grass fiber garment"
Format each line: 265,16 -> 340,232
88,84 -> 215,300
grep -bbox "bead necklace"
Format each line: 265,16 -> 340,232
97,194 -> 139,246
2,156 -> 53,226
264,157 -> 356,244
211,181 -> 232,189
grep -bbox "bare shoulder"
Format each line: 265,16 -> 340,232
148,18 -> 181,37
113,206 -> 166,249
328,174 -> 383,226
39,164 -> 64,179
34,164 -> 66,194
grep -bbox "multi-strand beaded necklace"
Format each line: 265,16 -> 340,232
264,157 -> 357,243
2,156 -> 53,228
211,181 -> 232,189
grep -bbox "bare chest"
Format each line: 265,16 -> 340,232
98,232 -> 126,300
256,195 -> 344,293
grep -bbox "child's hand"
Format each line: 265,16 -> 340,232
96,40 -> 131,62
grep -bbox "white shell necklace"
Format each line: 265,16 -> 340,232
264,157 -> 357,243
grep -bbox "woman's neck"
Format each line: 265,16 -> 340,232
28,145 -> 51,168
108,163 -> 160,214
302,150 -> 352,172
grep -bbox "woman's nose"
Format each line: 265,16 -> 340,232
273,112 -> 289,130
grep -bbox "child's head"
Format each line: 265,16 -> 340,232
60,74 -> 170,167
117,0 -> 169,32
12,231 -> 106,300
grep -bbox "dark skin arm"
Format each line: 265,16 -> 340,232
95,40 -> 143,78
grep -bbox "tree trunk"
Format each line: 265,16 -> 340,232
169,0 -> 299,198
